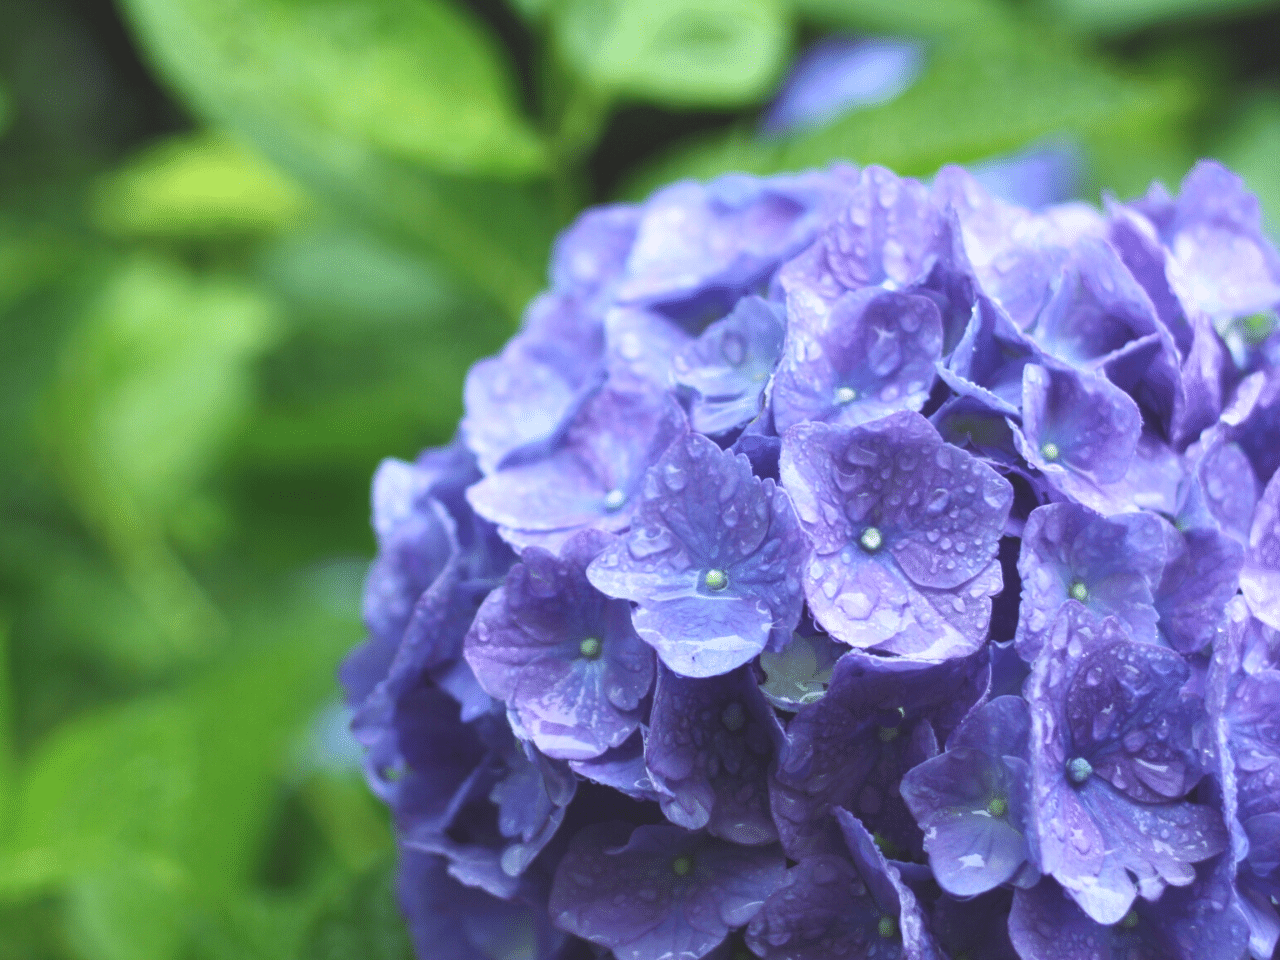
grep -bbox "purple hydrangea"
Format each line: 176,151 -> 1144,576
587,432 -> 806,678
341,157 -> 1280,960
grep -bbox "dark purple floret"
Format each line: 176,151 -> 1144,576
1012,362 -> 1145,514
1015,502 -> 1166,660
548,822 -> 787,960
770,648 -> 988,862
1008,861 -> 1249,960
672,295 -> 785,435
568,730 -> 671,803
1027,603 -> 1225,924
771,286 -> 943,433
940,293 -> 1043,417
464,529 -> 654,761
398,849 -> 567,960
928,888 -> 1020,960
393,685 -> 575,898
1242,469 -> 1280,631
780,411 -> 1012,659
587,433 -> 806,678
466,385 -> 687,551
647,664 -> 785,845
901,695 -> 1040,896
745,809 -> 942,960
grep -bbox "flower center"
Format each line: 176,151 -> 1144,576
1120,910 -> 1139,929
579,637 -> 602,659
860,527 -> 884,552
1067,756 -> 1093,785
721,702 -> 746,732
835,386 -> 858,405
672,855 -> 694,877
603,489 -> 627,512
1040,441 -> 1060,462
987,796 -> 1008,818
878,725 -> 899,743
704,569 -> 729,591
878,916 -> 898,939
1069,580 -> 1088,602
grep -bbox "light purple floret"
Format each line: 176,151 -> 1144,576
671,295 -> 785,435
1015,502 -> 1166,660
1242,470 -> 1280,631
548,822 -> 787,960
466,385 -> 687,551
900,695 -> 1040,897
772,286 -> 943,433
1027,602 -> 1226,925
587,432 -> 807,678
1012,362 -> 1145,514
463,529 -> 654,761
780,411 -> 1012,659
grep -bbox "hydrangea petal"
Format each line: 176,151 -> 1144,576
464,530 -> 654,760
672,295 -> 785,435
548,823 -> 787,960
781,412 -> 1011,657
1242,470 -> 1280,631
647,664 -> 785,845
772,286 -> 943,433
770,649 -> 988,861
1015,502 -> 1165,660
588,433 -> 806,677
466,386 -> 687,551
1028,603 -> 1226,924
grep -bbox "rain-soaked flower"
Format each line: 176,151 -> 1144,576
341,156 -> 1280,959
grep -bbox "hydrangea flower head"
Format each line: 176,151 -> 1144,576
341,156 -> 1280,959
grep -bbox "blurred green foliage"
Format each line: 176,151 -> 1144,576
0,0 -> 1275,957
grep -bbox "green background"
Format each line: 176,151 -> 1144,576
0,0 -> 1276,956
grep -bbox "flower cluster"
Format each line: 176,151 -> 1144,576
342,158 -> 1280,960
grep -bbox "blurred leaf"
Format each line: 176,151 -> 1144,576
553,0 -> 791,108
1217,92 -> 1280,233
117,0 -> 558,317
624,23 -> 1197,197
295,860 -> 412,960
0,697 -> 193,892
792,0 -> 1006,33
0,81 -> 10,139
43,257 -> 280,644
0,618 -> 13,830
64,858 -> 186,960
1046,0 -> 1277,34
117,0 -> 545,178
91,133 -> 313,241
255,226 -> 464,327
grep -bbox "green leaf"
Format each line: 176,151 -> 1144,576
791,0 -> 1006,33
118,0 -> 545,178
0,81 -> 10,139
42,257 -> 281,643
623,23 -> 1196,198
116,0 -> 559,317
294,861 -> 413,960
91,133 -> 312,241
553,0 -> 792,108
1047,0 -> 1276,34
64,859 -> 187,960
